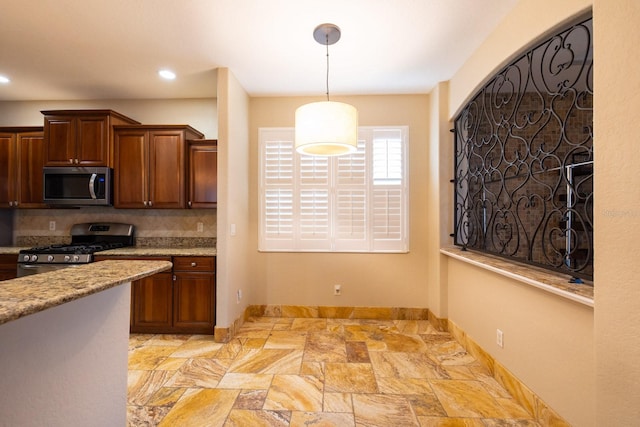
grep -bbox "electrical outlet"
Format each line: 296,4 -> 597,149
496,329 -> 504,348
197,222 -> 204,232
49,221 -> 56,231
334,284 -> 341,296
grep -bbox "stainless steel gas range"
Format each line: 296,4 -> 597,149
17,222 -> 135,277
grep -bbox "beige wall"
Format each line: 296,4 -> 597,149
593,0 -> 640,424
444,0 -> 595,425
448,258 -> 594,424
249,95 -> 430,308
426,82 -> 452,319
449,0 -> 592,118
0,98 -> 217,138
216,68 -> 252,327
0,98 -> 219,245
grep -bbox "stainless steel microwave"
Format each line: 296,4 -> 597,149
43,167 -> 113,206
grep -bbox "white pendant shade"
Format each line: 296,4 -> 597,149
295,101 -> 358,156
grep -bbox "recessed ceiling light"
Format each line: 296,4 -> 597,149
0,75 -> 10,84
158,69 -> 176,80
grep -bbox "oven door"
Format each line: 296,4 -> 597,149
17,263 -> 78,278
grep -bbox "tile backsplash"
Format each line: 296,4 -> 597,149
13,208 -> 216,247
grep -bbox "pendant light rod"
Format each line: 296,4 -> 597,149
325,36 -> 330,101
313,23 -> 341,101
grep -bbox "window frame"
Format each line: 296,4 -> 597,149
258,126 -> 409,253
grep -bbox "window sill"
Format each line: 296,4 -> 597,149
440,246 -> 594,307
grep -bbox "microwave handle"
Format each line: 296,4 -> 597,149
89,173 -> 98,199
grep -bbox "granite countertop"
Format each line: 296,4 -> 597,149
0,260 -> 172,326
0,247 -> 29,255
98,247 -> 216,257
0,247 -> 216,257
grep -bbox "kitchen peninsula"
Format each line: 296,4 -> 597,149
0,260 -> 172,427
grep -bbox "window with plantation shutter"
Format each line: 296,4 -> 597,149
259,126 -> 408,252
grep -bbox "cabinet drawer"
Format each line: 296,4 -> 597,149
173,256 -> 215,272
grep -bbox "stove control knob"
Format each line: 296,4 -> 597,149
30,255 -> 38,262
73,255 -> 80,262
64,255 -> 71,262
47,255 -> 54,262
23,255 -> 30,262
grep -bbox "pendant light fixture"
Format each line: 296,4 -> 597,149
295,23 -> 358,156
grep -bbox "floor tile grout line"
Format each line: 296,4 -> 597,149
127,317 -> 540,426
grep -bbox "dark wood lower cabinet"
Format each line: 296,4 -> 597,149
131,270 -> 174,332
173,270 -> 215,334
95,255 -> 216,334
0,254 -> 18,281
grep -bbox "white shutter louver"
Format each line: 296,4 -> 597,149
299,189 -> 330,249
264,189 -> 293,239
335,138 -> 368,249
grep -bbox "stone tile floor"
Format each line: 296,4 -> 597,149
127,317 -> 540,426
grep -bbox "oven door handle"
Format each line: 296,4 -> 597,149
89,173 -> 98,199
19,264 -> 42,270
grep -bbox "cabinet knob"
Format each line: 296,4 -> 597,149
148,201 -> 153,207
75,159 -> 79,164
68,159 -> 73,164
188,201 -> 192,207
191,262 -> 197,267
143,201 -> 148,206
8,201 -> 13,207
13,201 -> 17,206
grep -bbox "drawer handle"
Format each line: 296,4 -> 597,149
191,262 -> 197,267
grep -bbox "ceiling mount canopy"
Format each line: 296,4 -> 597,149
313,23 -> 341,45
295,23 -> 358,157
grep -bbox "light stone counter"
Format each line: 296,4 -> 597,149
0,259 -> 172,325
0,247 -> 26,255
0,246 -> 216,257
98,246 -> 216,257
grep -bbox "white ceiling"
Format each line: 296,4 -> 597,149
0,0 -> 517,101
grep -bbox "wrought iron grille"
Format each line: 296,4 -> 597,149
453,17 -> 593,281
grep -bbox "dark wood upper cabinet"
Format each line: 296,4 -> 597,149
114,125 -> 204,209
187,139 -> 218,209
42,110 -> 139,167
0,127 -> 46,209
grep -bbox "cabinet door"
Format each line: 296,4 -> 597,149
0,254 -> 17,281
114,130 -> 148,208
188,142 -> 217,208
17,133 -> 45,208
0,133 -> 17,206
130,271 -> 173,332
76,116 -> 109,166
148,131 -> 185,208
173,272 -> 215,333
44,116 -> 76,165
